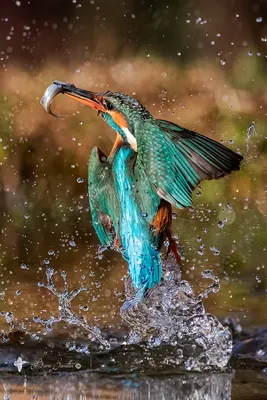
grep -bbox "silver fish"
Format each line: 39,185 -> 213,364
40,81 -> 67,118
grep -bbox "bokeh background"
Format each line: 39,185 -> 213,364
0,0 -> 267,333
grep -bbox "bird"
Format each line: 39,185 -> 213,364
88,143 -> 170,299
41,81 -> 243,303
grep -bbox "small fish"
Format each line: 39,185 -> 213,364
40,81 -> 70,118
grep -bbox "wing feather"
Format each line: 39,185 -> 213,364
135,119 -> 243,209
88,147 -> 117,247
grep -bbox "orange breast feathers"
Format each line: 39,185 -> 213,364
152,200 -> 172,235
108,110 -> 129,129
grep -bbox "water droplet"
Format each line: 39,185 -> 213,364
79,305 -> 88,311
5,312 -> 13,324
24,213 -> 30,219
220,59 -> 226,66
256,16 -> 263,23
75,363 -> 81,369
77,177 -> 84,183
21,263 -> 29,270
69,240 -> 76,247
256,349 -> 265,357
247,121 -> 256,137
48,249 -> 55,255
210,245 -> 220,256
218,221 -> 224,228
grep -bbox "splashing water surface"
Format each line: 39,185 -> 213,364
30,253 -> 232,373
120,254 -> 232,371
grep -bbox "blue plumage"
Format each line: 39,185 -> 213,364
88,144 -> 163,290
113,146 -> 162,290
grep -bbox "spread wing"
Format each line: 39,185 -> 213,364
136,119 -> 243,209
88,147 -> 118,247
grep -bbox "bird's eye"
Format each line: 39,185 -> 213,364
103,100 -> 114,111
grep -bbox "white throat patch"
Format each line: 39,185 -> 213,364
122,127 -> 137,152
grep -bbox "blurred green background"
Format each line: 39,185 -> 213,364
0,0 -> 267,331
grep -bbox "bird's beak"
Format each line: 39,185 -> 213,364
40,80 -> 105,118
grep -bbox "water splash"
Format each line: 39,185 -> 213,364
29,259 -> 231,371
33,268 -> 109,348
120,254 -> 232,371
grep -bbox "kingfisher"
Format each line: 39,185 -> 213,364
41,81 -> 243,302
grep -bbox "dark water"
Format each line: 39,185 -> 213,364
0,322 -> 267,399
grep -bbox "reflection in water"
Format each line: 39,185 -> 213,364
0,372 -> 232,400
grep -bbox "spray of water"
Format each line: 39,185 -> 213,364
120,253 -> 232,371
30,256 -> 231,371
33,268 -> 109,348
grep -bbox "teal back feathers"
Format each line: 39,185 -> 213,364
88,144 -> 163,290
113,146 -> 162,289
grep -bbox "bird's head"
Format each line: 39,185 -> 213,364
41,81 -> 151,151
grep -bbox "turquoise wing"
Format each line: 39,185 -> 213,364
135,119 -> 243,209
88,147 -> 118,247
